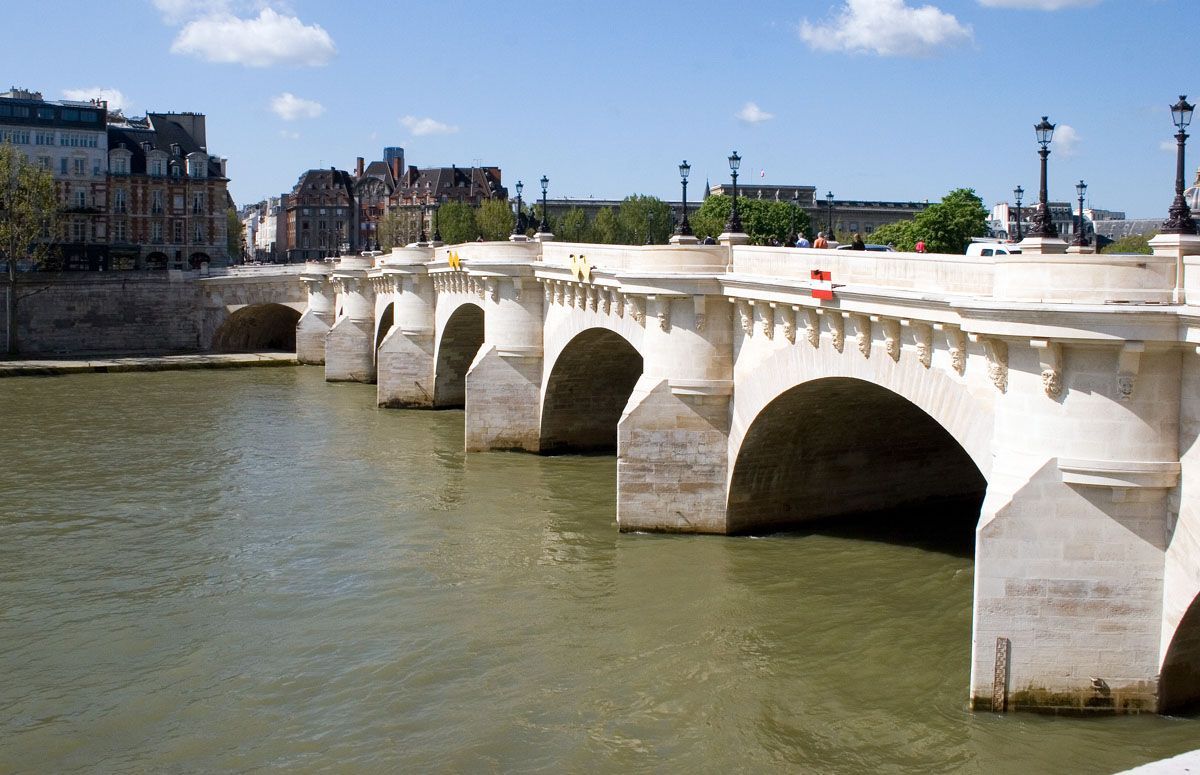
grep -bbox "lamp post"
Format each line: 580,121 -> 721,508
724,151 -> 743,233
433,195 -> 443,244
1073,179 -> 1088,247
1013,185 -> 1024,241
825,191 -> 834,236
675,160 -> 692,237
1162,95 -> 1197,235
790,191 -> 800,243
538,175 -> 549,233
1029,116 -> 1059,238
418,200 -> 428,244
512,180 -> 524,236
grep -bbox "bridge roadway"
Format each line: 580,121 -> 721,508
242,231 -> 1200,715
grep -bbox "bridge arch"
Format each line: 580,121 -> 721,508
434,302 -> 485,408
1160,594 -> 1200,713
375,302 -> 394,354
210,303 -> 301,353
540,327 -> 643,454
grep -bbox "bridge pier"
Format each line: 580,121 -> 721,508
617,293 -> 734,533
325,255 -> 377,383
296,261 -> 333,364
971,340 -> 1180,713
464,272 -> 543,452
377,248 -> 436,407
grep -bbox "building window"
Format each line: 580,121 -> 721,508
174,221 -> 183,243
36,156 -> 50,170
152,191 -> 164,214
111,156 -> 128,175
187,157 -> 206,178
60,158 -> 68,175
149,158 -> 164,176
173,194 -> 184,211
35,131 -> 54,145
71,221 -> 85,242
74,189 -> 87,209
73,158 -> 85,176
113,221 -> 126,242
151,221 -> 162,242
192,192 -> 204,215
113,189 -> 127,213
194,224 -> 203,243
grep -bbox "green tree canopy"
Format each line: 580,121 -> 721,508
1100,233 -> 1154,255
226,208 -> 244,260
688,195 -> 809,244
436,201 -> 476,245
591,207 -> 621,244
617,195 -> 673,245
556,207 -> 589,242
2,142 -> 59,353
868,188 -> 987,253
475,199 -> 514,241
376,209 -> 404,249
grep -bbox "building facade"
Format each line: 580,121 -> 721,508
709,183 -> 928,237
0,88 -> 110,269
284,168 -> 356,263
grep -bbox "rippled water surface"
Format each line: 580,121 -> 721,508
1,367 -> 1197,773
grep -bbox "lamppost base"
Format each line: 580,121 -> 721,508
533,231 -> 556,243
1017,235 -> 1069,255
669,233 -> 700,245
508,233 -> 530,242
718,231 -> 750,246
1065,243 -> 1095,255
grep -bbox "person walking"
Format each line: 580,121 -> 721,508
850,232 -> 866,250
795,233 -> 811,248
915,238 -> 926,253
813,231 -> 829,249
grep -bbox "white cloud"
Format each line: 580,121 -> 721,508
799,0 -> 972,57
977,0 -> 1098,9
400,115 -> 459,136
62,87 -> 130,112
270,92 -> 324,120
1054,124 -> 1080,155
279,130 -> 301,140
736,102 -> 775,124
1160,139 -> 1177,153
171,8 -> 336,67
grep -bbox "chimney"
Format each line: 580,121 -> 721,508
391,157 -> 401,182
356,157 -> 364,177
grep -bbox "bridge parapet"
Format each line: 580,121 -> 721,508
731,245 -> 994,295
540,242 -> 729,275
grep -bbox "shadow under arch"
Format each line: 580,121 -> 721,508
540,327 -> 643,454
434,303 -> 484,408
1160,594 -> 1200,714
727,376 -> 986,555
211,303 -> 301,353
375,302 -> 394,355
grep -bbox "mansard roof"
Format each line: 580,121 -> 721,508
106,113 -> 224,178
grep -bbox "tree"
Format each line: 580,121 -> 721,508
866,188 -> 987,253
1100,233 -> 1154,255
1,142 -> 59,355
556,207 -> 589,242
591,207 -> 621,244
436,201 -> 476,245
377,209 -> 405,249
687,195 -> 809,245
475,199 -> 514,241
617,195 -> 673,245
226,208 -> 244,262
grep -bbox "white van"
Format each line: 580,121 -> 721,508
966,242 -> 1022,257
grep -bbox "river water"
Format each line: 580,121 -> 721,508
1,367 -> 1196,773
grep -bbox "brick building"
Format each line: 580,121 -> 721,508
284,168 -> 355,263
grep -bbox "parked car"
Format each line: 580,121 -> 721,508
965,242 -> 1022,257
835,243 -> 897,252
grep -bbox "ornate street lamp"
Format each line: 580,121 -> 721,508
1029,116 -> 1059,238
825,191 -> 834,236
725,151 -> 743,233
790,191 -> 800,243
512,179 -> 524,236
433,195 -> 443,243
538,175 -> 549,233
675,160 -> 692,237
1162,95 -> 1197,235
418,200 -> 428,244
1073,179 -> 1088,247
1013,185 -> 1024,241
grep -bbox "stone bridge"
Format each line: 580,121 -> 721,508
278,232 -> 1200,715
195,266 -> 307,351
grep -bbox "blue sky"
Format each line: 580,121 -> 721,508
9,0 -> 1195,216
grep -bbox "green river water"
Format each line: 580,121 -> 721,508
1,366 -> 1196,773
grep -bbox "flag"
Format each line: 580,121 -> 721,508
760,169 -> 765,178
810,270 -> 833,300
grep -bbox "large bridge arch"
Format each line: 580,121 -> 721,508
727,342 -> 993,535
540,327 -> 644,454
210,303 -> 302,353
434,301 -> 485,408
1160,593 -> 1200,713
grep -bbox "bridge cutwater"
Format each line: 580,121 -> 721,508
211,231 -> 1200,715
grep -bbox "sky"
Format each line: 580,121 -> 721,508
7,0 -> 1196,217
